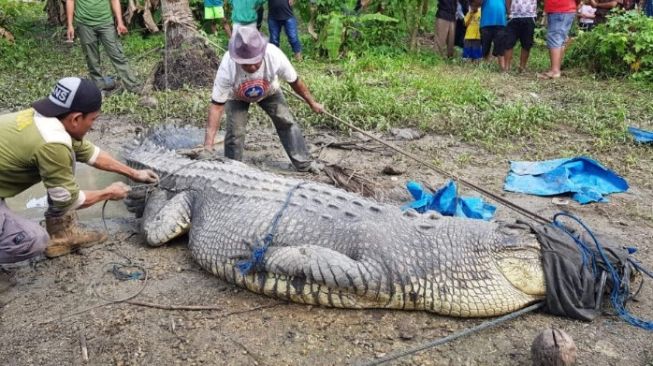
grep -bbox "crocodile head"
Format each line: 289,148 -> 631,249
494,238 -> 546,297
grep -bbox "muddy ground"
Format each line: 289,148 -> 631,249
1,116 -> 652,366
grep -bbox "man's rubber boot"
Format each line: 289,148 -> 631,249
44,212 -> 107,258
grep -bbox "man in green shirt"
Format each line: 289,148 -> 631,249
0,77 -> 158,284
66,0 -> 140,93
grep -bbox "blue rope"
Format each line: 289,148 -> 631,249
111,263 -> 145,281
237,183 -> 305,275
552,212 -> 653,331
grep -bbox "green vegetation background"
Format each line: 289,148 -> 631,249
0,1 -> 651,171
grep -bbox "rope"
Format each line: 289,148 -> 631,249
237,182 -> 305,275
552,212 -> 653,331
358,302 -> 545,366
91,261 -> 149,304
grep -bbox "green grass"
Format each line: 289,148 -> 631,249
1,1 -> 652,167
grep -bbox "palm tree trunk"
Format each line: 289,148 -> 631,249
153,0 -> 220,90
45,0 -> 66,25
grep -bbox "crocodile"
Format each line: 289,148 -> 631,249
124,126 -> 546,318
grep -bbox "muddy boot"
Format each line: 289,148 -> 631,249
44,212 -> 107,258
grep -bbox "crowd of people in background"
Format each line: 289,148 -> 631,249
64,0 -> 653,96
201,0 -> 652,80
434,0 -> 652,78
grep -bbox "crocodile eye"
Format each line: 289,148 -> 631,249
403,210 -> 419,218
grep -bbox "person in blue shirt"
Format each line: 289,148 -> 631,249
480,0 -> 508,70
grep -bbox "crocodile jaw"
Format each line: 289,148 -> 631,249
496,242 -> 546,297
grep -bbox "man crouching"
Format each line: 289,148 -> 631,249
0,77 -> 158,279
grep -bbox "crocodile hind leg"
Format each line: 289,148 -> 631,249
142,190 -> 192,247
194,244 -> 388,309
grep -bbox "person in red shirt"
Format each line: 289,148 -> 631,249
540,0 -> 579,79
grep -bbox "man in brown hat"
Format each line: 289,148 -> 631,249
0,77 -> 158,290
203,26 -> 324,173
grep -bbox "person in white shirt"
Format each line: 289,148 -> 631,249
578,0 -> 597,31
204,27 -> 324,173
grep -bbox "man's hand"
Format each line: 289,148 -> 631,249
132,169 -> 159,183
107,182 -> 132,200
197,148 -> 221,160
116,23 -> 128,36
309,102 -> 325,114
66,26 -> 75,41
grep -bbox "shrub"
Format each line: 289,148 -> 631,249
567,11 -> 653,81
317,12 -> 401,59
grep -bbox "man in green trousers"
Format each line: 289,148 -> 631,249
66,0 -> 141,93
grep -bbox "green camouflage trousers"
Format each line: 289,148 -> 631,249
76,22 -> 140,92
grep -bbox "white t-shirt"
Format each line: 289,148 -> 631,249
578,5 -> 596,24
211,45 -> 298,104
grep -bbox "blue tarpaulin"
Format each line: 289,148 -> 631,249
628,126 -> 653,143
504,157 -> 629,204
403,180 -> 496,220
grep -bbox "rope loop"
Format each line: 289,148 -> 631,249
552,212 -> 653,331
238,182 -> 305,275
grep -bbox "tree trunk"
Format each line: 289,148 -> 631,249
153,0 -> 219,90
45,0 -> 66,26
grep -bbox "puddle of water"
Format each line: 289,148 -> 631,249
4,163 -> 131,220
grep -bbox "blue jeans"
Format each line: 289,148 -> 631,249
546,13 -> 575,49
268,17 -> 302,54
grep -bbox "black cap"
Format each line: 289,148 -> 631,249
32,77 -> 102,117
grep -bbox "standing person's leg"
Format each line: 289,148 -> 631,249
493,26 -> 508,70
268,18 -> 282,48
0,200 -> 48,265
503,20 -> 519,71
480,26 -> 493,60
96,23 -> 140,92
257,91 -> 312,171
543,13 -> 574,78
435,17 -> 449,57
76,23 -> 106,90
224,100 -> 251,161
519,18 -> 536,71
256,6 -> 265,30
222,15 -> 233,38
284,17 -> 303,60
205,6 -> 218,34
446,20 -> 456,58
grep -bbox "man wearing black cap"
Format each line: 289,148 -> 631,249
203,27 -> 323,173
0,77 -> 158,275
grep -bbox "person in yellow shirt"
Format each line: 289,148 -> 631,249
463,0 -> 483,60
0,77 -> 158,285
